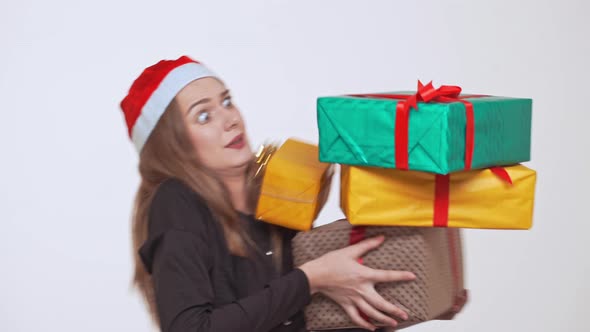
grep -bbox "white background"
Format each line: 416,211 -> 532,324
1,0 -> 589,331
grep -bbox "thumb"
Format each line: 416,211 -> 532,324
344,235 -> 385,258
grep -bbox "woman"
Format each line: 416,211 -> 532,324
120,55 -> 416,332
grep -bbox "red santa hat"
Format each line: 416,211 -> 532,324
120,55 -> 217,152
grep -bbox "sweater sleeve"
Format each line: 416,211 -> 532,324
138,179 -> 311,332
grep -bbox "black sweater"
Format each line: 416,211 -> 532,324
139,178 -> 379,332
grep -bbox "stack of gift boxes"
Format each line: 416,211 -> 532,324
254,81 -> 536,331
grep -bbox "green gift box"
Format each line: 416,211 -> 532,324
317,83 -> 532,174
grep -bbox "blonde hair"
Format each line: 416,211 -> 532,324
130,99 -> 282,327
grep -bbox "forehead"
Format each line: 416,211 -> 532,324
175,77 -> 226,106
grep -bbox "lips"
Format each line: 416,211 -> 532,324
225,134 -> 245,148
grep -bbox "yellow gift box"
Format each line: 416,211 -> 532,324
255,138 -> 334,231
341,164 -> 536,229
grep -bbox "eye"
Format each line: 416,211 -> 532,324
222,96 -> 233,108
196,111 -> 210,124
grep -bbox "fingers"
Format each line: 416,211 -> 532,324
341,303 -> 377,331
354,298 -> 399,328
366,268 -> 416,283
344,235 -> 385,258
363,287 -> 410,321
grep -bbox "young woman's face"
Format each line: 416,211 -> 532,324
175,77 -> 253,175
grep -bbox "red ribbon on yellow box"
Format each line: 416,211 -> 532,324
349,80 -> 488,171
433,167 -> 512,227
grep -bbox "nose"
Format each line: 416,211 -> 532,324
224,110 -> 240,131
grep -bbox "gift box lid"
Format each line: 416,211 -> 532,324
259,138 -> 334,203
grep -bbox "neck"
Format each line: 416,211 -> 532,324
221,172 -> 250,214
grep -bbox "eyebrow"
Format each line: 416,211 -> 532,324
186,89 -> 231,115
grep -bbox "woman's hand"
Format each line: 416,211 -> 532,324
298,235 -> 416,331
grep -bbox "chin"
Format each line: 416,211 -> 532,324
228,147 -> 254,166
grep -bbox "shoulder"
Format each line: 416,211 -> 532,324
139,179 -> 217,273
152,178 -> 201,205
148,178 -> 214,236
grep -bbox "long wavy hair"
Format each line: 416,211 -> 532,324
130,98 -> 282,327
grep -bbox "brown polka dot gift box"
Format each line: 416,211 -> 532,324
292,219 -> 467,330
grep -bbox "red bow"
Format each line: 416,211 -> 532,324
398,80 -> 463,112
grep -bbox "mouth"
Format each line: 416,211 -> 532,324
225,133 -> 245,149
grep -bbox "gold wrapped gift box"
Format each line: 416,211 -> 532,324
255,138 -> 334,231
341,164 -> 536,229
